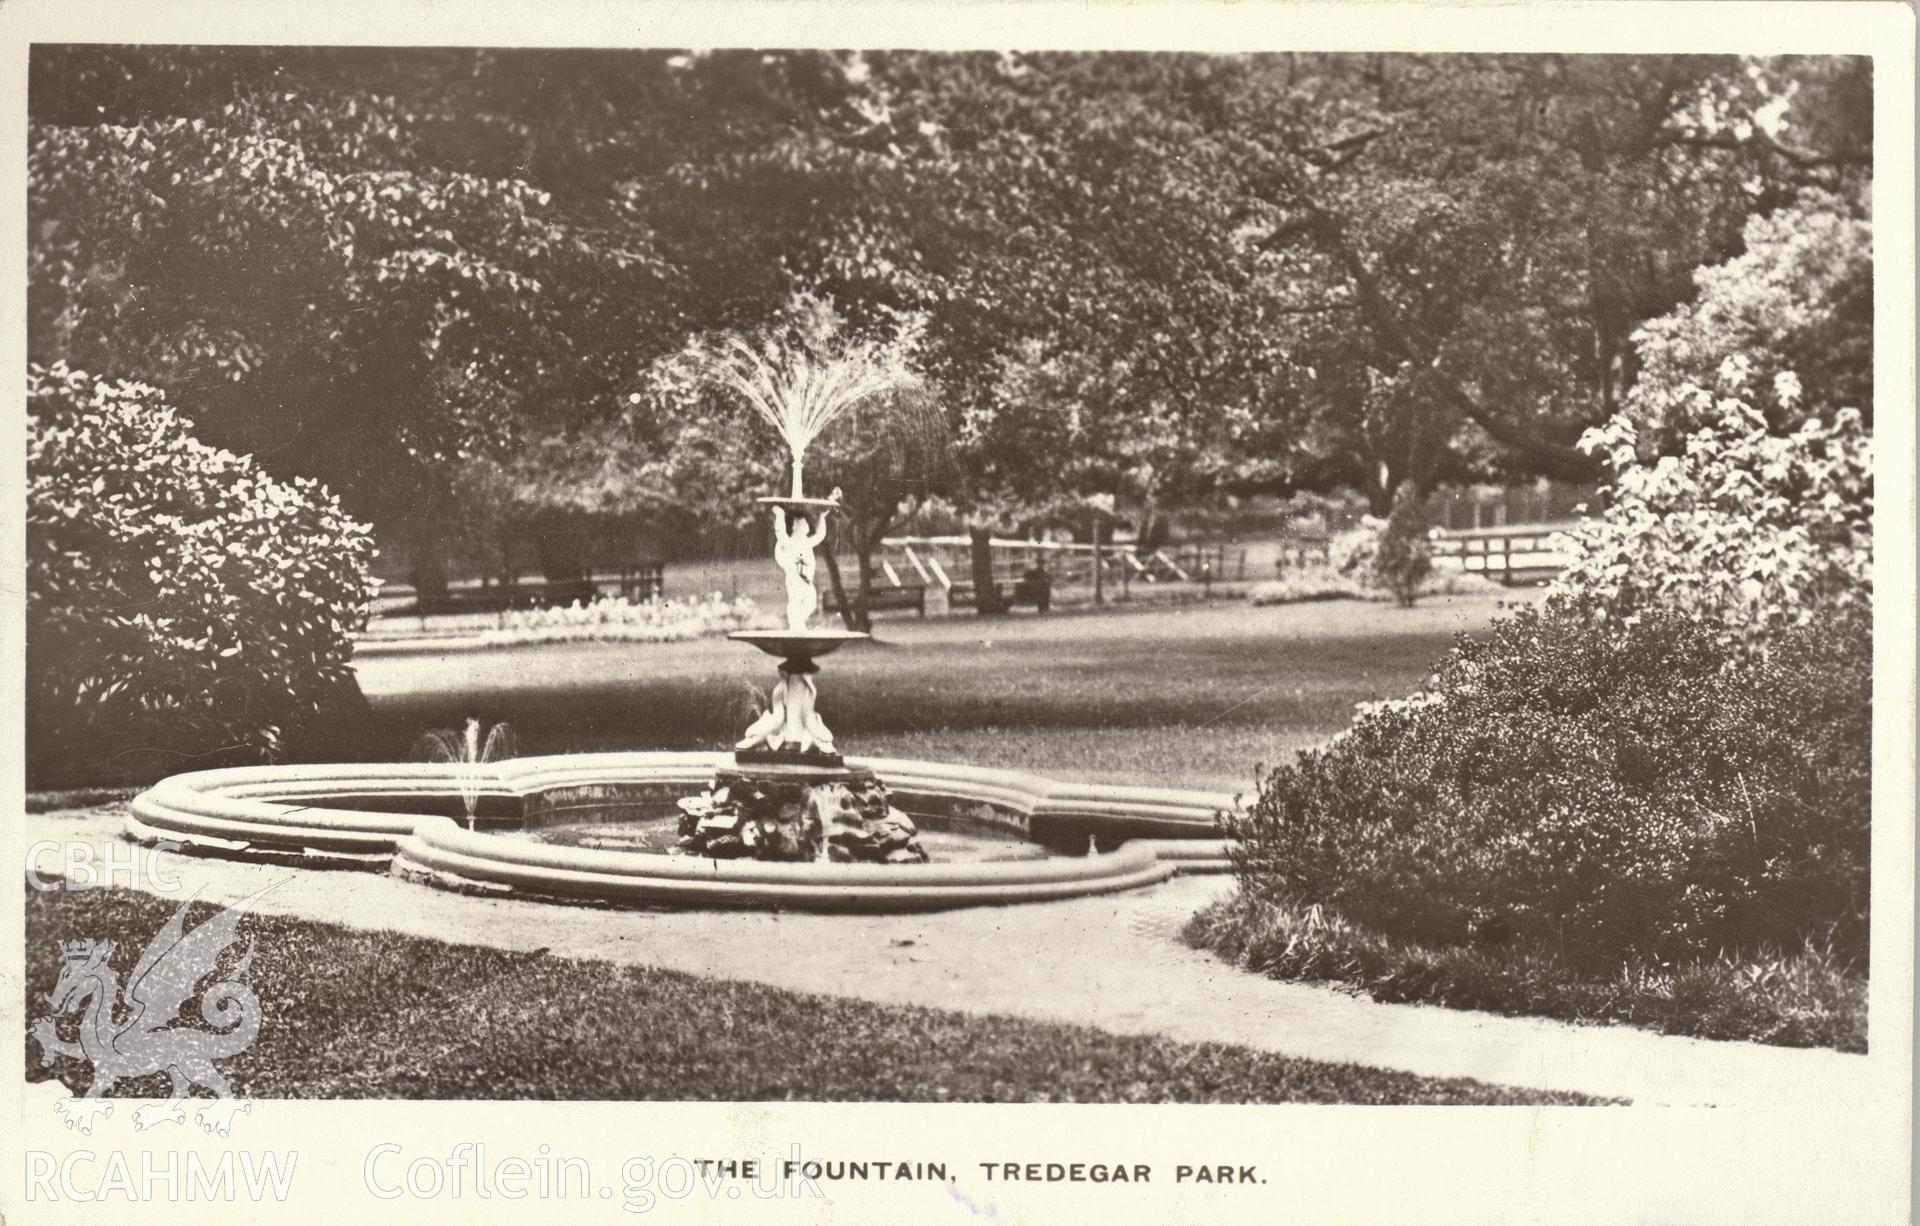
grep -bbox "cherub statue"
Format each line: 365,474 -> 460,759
772,504 -> 830,631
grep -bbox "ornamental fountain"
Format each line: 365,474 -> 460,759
673,334 -> 927,864
123,328 -> 1235,911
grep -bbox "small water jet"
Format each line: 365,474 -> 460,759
414,718 -> 516,830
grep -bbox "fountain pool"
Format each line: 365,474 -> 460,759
126,752 -> 1232,911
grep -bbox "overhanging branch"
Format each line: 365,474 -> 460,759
1313,201 -> 1599,481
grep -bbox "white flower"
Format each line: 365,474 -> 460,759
1772,370 -> 1803,409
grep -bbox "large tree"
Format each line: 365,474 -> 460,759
28,46 -> 894,591
1192,53 -> 1870,506
31,49 -> 661,596
32,47 -> 1872,596
836,52 -> 1871,512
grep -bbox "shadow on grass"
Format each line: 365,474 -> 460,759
24,887 -> 1614,1104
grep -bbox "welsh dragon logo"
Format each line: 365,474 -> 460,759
30,883 -> 275,1136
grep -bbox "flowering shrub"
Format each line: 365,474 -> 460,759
1253,495 -> 1488,607
1327,515 -> 1384,579
28,362 -> 378,776
1225,598 -> 1870,967
1554,359 -> 1872,648
1627,191 -> 1871,440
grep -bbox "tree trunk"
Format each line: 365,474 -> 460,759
968,524 -> 1008,615
1367,406 -> 1449,516
851,548 -> 876,634
821,548 -> 859,632
1366,460 -> 1396,516
846,509 -> 899,635
408,505 -> 451,608
536,518 -> 589,585
497,533 -> 515,590
1137,495 -> 1170,555
1090,512 -> 1104,605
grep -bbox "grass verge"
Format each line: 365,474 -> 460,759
26,887 -> 1611,1104
26,787 -> 141,814
1186,892 -> 1866,1053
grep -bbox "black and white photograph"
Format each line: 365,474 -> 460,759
3,1 -> 1914,1223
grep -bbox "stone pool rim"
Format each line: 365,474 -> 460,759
126,752 -> 1237,912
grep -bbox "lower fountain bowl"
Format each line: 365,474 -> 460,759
126,752 -> 1236,912
727,628 -> 870,661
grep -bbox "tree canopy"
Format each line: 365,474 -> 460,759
30,47 -> 1873,540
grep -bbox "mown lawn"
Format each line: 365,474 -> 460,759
354,593 -> 1527,792
25,887 -> 1609,1105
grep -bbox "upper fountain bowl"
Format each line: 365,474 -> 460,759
755,495 -> 842,514
729,628 -> 870,660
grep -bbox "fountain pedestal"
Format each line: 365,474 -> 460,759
728,628 -> 868,765
673,495 -> 927,865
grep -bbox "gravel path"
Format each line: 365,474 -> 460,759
28,806 -> 1876,1109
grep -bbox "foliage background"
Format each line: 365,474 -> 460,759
29,49 -> 1872,543
24,48 -> 1875,776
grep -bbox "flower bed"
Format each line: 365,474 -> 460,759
1247,567 -> 1502,606
360,592 -> 759,650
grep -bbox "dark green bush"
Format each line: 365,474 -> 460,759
1225,598 -> 1870,968
27,362 -> 378,781
1373,482 -> 1432,606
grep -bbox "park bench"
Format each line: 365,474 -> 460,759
406,560 -> 664,616
408,577 -> 596,617
821,583 -> 928,618
612,560 -> 666,602
947,574 -> 1051,612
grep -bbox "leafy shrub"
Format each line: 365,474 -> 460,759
1373,483 -> 1433,606
28,362 -> 378,778
1225,597 -> 1870,968
1628,191 -> 1871,441
1555,362 -> 1871,649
